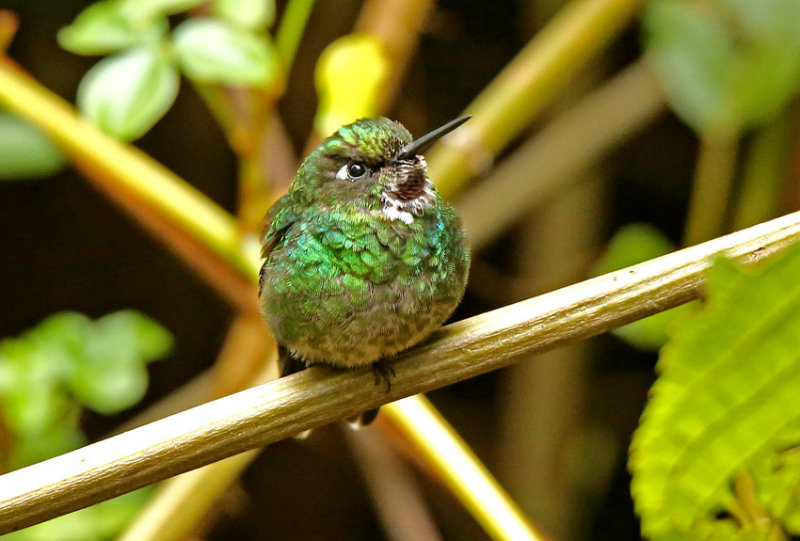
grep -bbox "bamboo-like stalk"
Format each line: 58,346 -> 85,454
732,112 -> 794,230
275,0 -> 317,71
683,134 -> 740,246
2,209 -> 800,533
427,0 -> 643,196
0,60 -> 258,283
383,396 -> 545,541
455,60 -> 664,248
355,0 -> 433,112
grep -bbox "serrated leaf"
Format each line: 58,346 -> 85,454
0,114 -> 66,180
212,0 -> 275,29
58,1 -> 167,56
593,223 -> 691,350
630,242 -> 800,539
173,17 -> 279,87
77,46 -> 179,141
643,0 -> 800,137
314,34 -> 389,137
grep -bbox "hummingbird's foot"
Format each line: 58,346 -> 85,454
347,407 -> 381,428
371,359 -> 396,392
278,346 -> 307,378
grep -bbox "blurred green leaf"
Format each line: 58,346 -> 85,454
3,489 -> 152,541
173,17 -> 280,87
0,310 -> 172,468
630,243 -> 800,539
77,46 -> 179,141
119,0 -> 205,19
71,311 -> 172,414
593,223 -> 691,350
0,114 -> 66,180
212,0 -> 275,30
750,443 -> 800,535
58,1 -> 167,56
8,417 -> 85,471
643,0 -> 800,138
643,1 -> 738,136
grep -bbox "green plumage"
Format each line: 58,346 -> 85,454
259,117 -> 469,369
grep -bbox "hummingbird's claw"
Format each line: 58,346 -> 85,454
371,360 -> 396,392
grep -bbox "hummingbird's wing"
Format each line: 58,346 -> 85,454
259,194 -> 298,297
260,193 -> 296,258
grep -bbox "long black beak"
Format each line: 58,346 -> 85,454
397,116 -> 471,160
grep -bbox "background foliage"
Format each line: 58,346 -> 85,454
2,0 -> 800,539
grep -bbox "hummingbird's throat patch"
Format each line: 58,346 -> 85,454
381,178 -> 436,225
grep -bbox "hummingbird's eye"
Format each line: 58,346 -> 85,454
347,162 -> 367,179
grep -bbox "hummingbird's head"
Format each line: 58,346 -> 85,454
292,116 -> 469,215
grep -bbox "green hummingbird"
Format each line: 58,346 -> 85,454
259,116 -> 471,424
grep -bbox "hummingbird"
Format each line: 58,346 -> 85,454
259,116 -> 471,425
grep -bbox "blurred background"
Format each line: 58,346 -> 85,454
1,0 -> 798,539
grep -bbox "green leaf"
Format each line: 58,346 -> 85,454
58,1 -> 167,56
70,311 -> 173,414
630,242 -> 800,539
643,1 -> 738,136
643,0 -> 800,137
2,489 -> 152,541
0,311 -> 172,469
119,0 -> 206,19
93,489 -> 153,538
593,224 -> 691,350
212,0 -> 275,29
749,442 -> 800,535
8,418 -> 85,471
173,17 -> 279,87
0,114 -> 66,180
77,46 -> 179,141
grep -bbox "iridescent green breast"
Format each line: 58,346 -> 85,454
259,195 -> 469,368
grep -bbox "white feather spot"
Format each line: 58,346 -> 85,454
335,164 -> 349,181
381,178 -> 437,225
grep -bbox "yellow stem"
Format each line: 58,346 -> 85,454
0,60 -> 259,282
385,396 -> 546,541
275,0 -> 316,71
427,0 -> 643,197
684,134 -> 739,246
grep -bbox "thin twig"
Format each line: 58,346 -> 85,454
2,209 -> 800,533
345,426 -> 443,541
0,10 -> 18,52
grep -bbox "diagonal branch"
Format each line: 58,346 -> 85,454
2,209 -> 800,534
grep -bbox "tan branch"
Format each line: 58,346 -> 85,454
1,210 -> 799,533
